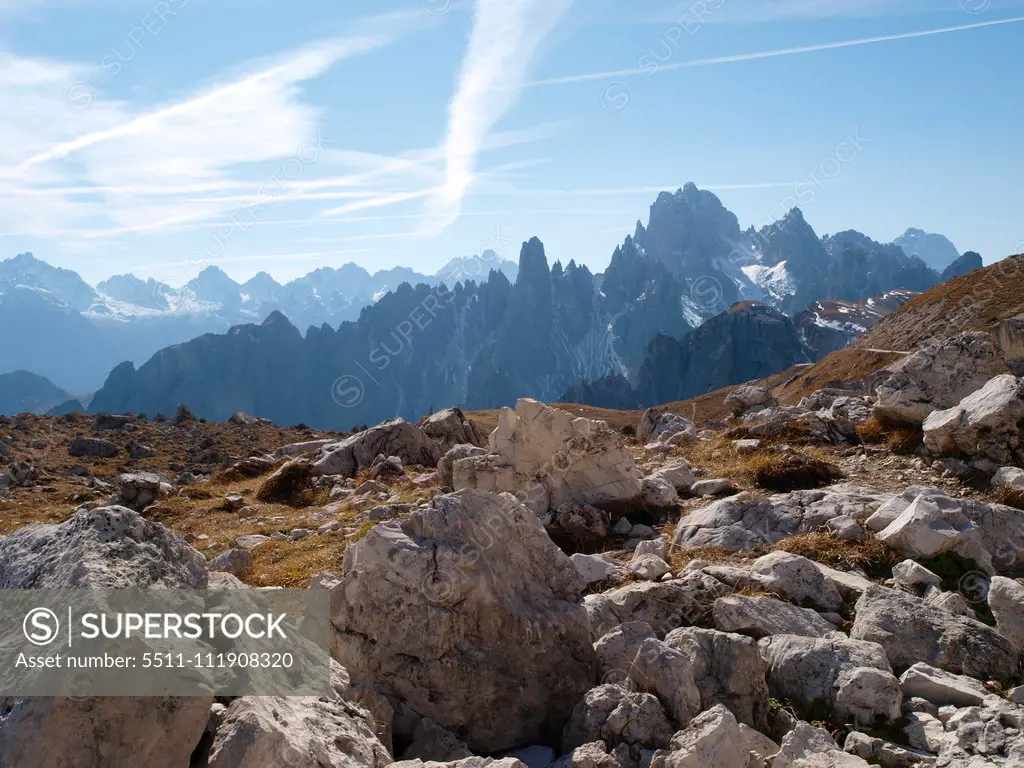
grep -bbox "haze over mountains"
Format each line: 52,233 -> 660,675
0,251 -> 517,394
73,183 -> 979,429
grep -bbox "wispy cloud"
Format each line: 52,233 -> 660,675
522,15 -> 1024,87
424,0 -> 574,234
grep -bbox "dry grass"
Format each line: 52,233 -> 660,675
856,417 -> 922,455
664,544 -> 745,573
746,453 -> 842,492
993,486 -> 1024,510
773,532 -> 900,578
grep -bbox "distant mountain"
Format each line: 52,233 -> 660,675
87,184 -> 954,428
941,251 -> 984,281
893,228 -> 960,272
0,371 -> 71,415
0,252 -> 517,392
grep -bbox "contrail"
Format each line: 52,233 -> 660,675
520,15 -> 1024,87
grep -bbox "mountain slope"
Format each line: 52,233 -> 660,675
776,251 -> 1024,402
0,371 -> 71,415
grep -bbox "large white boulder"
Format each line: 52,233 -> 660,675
872,331 -> 1008,426
759,634 -> 902,726
0,506 -> 211,767
875,495 -> 994,574
204,662 -> 391,768
648,705 -> 751,768
922,374 -> 1024,466
454,400 -> 641,513
331,490 -> 596,753
851,585 -> 1018,682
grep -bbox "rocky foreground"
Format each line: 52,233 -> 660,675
1,328 -> 1024,766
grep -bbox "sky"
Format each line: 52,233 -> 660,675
1,0 -> 1022,289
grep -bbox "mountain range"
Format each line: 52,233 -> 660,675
81,183 -> 980,428
0,252 -> 517,393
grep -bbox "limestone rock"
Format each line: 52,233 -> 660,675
922,374 -> 1024,466
875,495 -> 994,575
712,596 -> 836,639
872,332 -> 1007,426
725,385 -> 778,417
0,505 -> 206,589
899,663 -> 991,708
68,436 -> 118,458
438,444 -> 487,491
0,507 -> 210,767
673,487 -> 893,552
331,490 -> 596,753
642,476 -> 678,508
584,581 -> 703,640
648,464 -> 696,492
759,634 -> 902,725
627,638 -> 702,727
663,627 -> 770,731
749,551 -> 843,612
205,664 -> 391,768
594,622 -> 656,685
850,585 -> 1018,682
313,418 -> 442,477
648,705 -> 751,768
421,408 -> 483,450
561,685 -> 674,755
773,721 -> 870,768
637,408 -> 697,446
208,548 -> 253,576
988,576 -> 1024,654
572,553 -> 627,586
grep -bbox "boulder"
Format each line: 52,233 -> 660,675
0,505 -> 206,589
872,331 -> 1007,426
987,576 -> 1024,654
892,559 -> 943,591
313,419 -> 442,477
421,408 -> 483,449
401,717 -> 473,763
584,581 -> 703,641
275,438 -> 335,458
637,408 -> 697,446
571,553 -> 627,586
331,490 -> 596,753
68,437 -> 118,458
992,465 -> 1024,490
208,548 -> 254,576
628,555 -> 672,582
850,585 -> 1018,682
712,596 -> 835,639
899,662 -> 991,708
593,622 -> 656,685
627,638 -> 702,727
641,476 -> 678,508
749,551 -> 843,612
672,486 -> 894,552
922,374 -> 1024,465
875,495 -> 994,574
454,400 -> 641,514
724,385 -> 777,417
561,685 -> 674,755
204,662 -> 391,768
370,454 -> 404,481
864,486 -> 1024,572
689,479 -> 735,498
648,464 -> 696,492
437,444 -> 488,490
648,705 -> 751,768
114,471 -> 167,511
663,627 -> 770,731
759,634 -> 902,725
773,722 -> 870,768
0,506 -> 210,766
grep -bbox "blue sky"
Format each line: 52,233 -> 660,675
1,0 -> 1022,288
